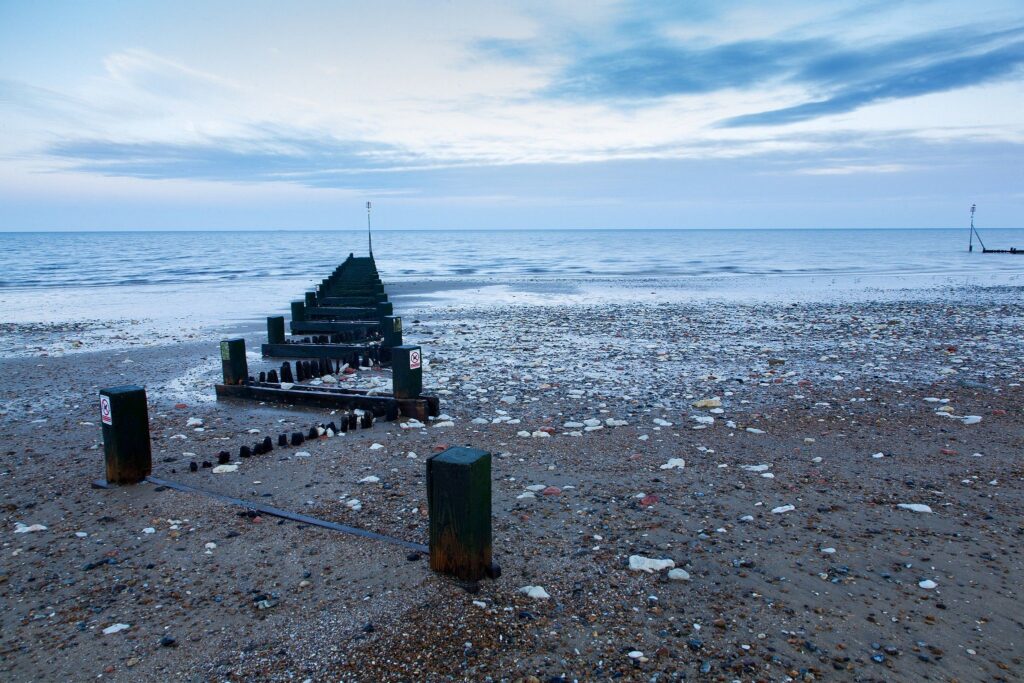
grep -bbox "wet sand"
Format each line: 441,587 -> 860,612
0,285 -> 1022,682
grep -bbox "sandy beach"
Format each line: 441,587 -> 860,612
0,281 -> 1021,682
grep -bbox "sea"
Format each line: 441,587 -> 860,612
2,228 -> 1022,329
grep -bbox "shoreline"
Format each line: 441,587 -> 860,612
0,285 -> 1021,681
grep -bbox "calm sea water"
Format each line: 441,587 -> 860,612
1,229 -> 1022,326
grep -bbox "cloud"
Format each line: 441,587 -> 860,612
723,34 -> 1024,126
45,128 -> 424,187
526,17 -> 1024,124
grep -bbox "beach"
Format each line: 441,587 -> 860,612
0,273 -> 1022,682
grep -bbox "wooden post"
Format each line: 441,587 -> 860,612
291,301 -> 306,322
391,344 -> 421,398
267,316 -> 285,344
382,315 -> 403,349
427,447 -> 495,581
376,301 -> 393,322
304,291 -> 317,308
100,386 -> 152,484
220,338 -> 248,385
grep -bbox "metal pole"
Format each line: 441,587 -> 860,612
367,201 -> 373,257
969,203 -> 975,252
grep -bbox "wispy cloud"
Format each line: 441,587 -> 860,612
45,128 -> 425,186
521,20 -> 1024,125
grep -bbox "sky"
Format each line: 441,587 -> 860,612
1,0 -> 1022,230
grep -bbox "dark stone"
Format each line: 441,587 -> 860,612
189,461 -> 198,472
239,446 -> 251,459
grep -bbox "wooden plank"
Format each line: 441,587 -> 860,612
145,476 -> 428,553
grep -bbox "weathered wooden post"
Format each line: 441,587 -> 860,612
267,316 -> 285,344
220,338 -> 248,385
291,301 -> 306,322
99,386 -> 152,484
304,291 -> 317,308
391,344 -> 421,398
376,301 -> 393,322
427,447 -> 497,581
382,315 -> 403,349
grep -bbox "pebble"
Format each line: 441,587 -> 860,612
897,503 -> 933,513
771,505 -> 795,514
629,555 -> 675,573
14,523 -> 47,533
659,458 -> 685,470
519,585 -> 550,600
102,623 -> 130,635
667,568 -> 691,581
919,579 -> 938,589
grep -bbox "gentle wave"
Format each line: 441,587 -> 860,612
1,228 -> 1022,291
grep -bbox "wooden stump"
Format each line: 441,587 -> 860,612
427,447 -> 493,581
267,316 -> 285,344
220,338 -> 248,385
391,344 -> 421,399
100,385 -> 152,484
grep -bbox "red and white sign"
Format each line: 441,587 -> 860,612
409,349 -> 421,370
100,395 -> 113,426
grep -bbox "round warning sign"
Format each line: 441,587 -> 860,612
409,349 -> 421,370
100,395 -> 113,425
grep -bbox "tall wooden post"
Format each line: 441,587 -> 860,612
391,344 -> 421,398
427,447 -> 495,581
304,291 -> 317,308
267,316 -> 285,344
291,301 -> 306,322
100,385 -> 152,484
382,315 -> 403,349
220,338 -> 248,385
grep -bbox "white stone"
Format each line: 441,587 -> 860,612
653,418 -> 673,427
628,555 -> 675,573
692,398 -> 721,408
741,464 -> 770,472
659,458 -> 686,470
369,443 -> 385,450
295,451 -> 311,458
962,415 -> 982,425
142,527 -> 155,534
14,523 -> 47,533
771,505 -> 795,514
667,568 -> 691,581
358,476 -> 380,484
186,417 -> 203,427
745,427 -> 766,434
919,579 -> 938,589
897,503 -> 933,513
519,585 -> 550,599
102,623 -> 130,635
212,464 -> 238,473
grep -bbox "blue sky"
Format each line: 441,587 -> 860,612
1,0 -> 1022,230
